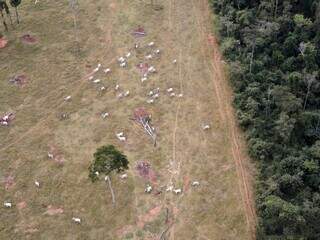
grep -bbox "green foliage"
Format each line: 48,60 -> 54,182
9,0 -> 21,8
211,0 -> 320,238
88,145 -> 129,182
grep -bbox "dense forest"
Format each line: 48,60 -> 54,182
210,0 -> 320,239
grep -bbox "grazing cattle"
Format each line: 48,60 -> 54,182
148,66 -> 156,73
141,77 -> 147,82
48,152 -> 54,159
145,185 -> 152,193
104,68 -> 111,74
155,49 -> 160,54
116,132 -> 126,142
173,59 -> 177,64
153,93 -> 159,99
192,181 -> 200,187
4,202 -> 12,208
147,99 -> 154,104
72,217 -> 81,224
88,76 -> 94,80
170,93 -> 176,97
126,52 -> 131,58
118,57 -> 125,63
34,181 -> 40,187
145,54 -> 153,60
115,84 -> 120,91
93,79 -> 101,83
95,171 -> 99,176
120,174 -> 128,179
120,62 -> 127,68
148,42 -> 155,47
167,88 -> 173,93
101,112 -> 109,119
166,185 -> 174,192
100,86 -> 106,91
178,93 -> 183,98
173,189 -> 182,194
124,91 -> 130,97
64,96 -> 71,101
202,125 -> 210,130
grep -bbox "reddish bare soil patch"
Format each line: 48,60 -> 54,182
183,175 -> 190,192
48,145 -> 65,165
3,175 -> 15,190
21,34 -> 37,44
136,161 -> 157,184
0,37 -> 8,48
44,205 -> 64,215
132,26 -> 146,37
9,75 -> 28,87
137,205 -> 162,228
136,63 -> 149,75
116,225 -> 134,238
17,201 -> 27,210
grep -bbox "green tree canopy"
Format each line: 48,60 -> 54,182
88,145 -> 129,182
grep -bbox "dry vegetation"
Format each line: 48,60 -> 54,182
0,0 -> 255,239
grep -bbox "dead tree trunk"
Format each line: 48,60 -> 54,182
249,43 -> 255,74
0,10 -> 7,31
106,176 -> 116,205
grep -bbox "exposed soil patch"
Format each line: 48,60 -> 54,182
3,174 -> 15,190
43,205 -> 64,215
21,34 -> 37,44
48,145 -> 65,165
136,161 -> 157,184
17,201 -> 27,210
137,205 -> 162,228
0,37 -> 8,48
9,75 -> 28,87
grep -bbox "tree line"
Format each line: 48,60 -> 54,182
210,0 -> 320,239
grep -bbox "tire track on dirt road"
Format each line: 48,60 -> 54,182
191,0 -> 257,238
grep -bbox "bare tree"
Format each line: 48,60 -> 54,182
9,0 -> 21,24
0,3 -> 8,31
303,71 -> 317,110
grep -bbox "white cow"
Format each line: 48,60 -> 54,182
72,217 -> 81,224
34,181 -> 40,187
120,174 -> 128,179
191,181 -> 200,187
167,88 -> 173,93
64,96 -> 71,101
145,185 -> 152,193
101,112 -> 109,119
202,124 -> 210,130
4,202 -> 12,208
104,68 -> 111,74
173,189 -> 182,194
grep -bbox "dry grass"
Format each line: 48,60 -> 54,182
0,0 -> 253,239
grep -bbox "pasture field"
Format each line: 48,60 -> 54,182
0,0 -> 255,239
